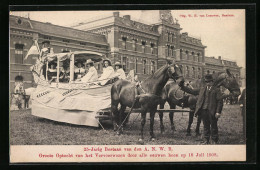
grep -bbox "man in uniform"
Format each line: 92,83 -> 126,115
179,74 -> 223,144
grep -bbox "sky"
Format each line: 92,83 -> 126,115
10,10 -> 245,68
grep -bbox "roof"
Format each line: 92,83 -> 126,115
204,56 -> 222,65
10,15 -> 108,46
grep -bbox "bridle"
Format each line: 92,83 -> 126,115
168,65 -> 183,82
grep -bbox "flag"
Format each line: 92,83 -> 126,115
24,40 -> 40,60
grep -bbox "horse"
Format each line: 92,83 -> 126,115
158,69 -> 241,136
111,61 -> 184,142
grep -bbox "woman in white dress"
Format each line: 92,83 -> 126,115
98,59 -> 114,85
114,62 -> 126,79
81,59 -> 98,83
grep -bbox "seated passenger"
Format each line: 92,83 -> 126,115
114,62 -> 126,79
47,63 -> 57,81
81,59 -> 98,83
98,59 -> 115,85
74,61 -> 86,80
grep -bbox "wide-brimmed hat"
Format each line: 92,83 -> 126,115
103,58 -> 112,66
204,74 -> 213,82
114,62 -> 122,66
86,59 -> 94,65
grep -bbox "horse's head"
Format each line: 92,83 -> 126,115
214,69 -> 241,97
167,60 -> 184,83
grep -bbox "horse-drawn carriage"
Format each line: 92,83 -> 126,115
30,51 -> 119,127
29,49 -> 241,141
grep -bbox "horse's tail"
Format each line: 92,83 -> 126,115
111,80 -> 123,104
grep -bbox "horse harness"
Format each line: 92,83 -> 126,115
134,81 -> 146,99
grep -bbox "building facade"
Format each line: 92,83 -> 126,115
9,10 -> 242,91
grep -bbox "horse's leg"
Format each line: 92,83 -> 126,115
149,108 -> 157,141
111,101 -> 120,131
169,103 -> 176,133
195,114 -> 202,136
139,109 -> 147,142
186,109 -> 195,136
158,103 -> 165,134
118,105 -> 127,134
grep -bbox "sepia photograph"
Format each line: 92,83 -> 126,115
9,8 -> 248,162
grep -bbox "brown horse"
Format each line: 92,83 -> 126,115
158,69 -> 241,136
111,61 -> 184,141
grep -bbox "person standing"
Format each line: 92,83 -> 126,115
81,59 -> 98,83
98,59 -> 114,85
179,74 -> 223,144
114,62 -> 126,79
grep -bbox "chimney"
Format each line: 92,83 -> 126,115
218,56 -> 221,60
182,32 -> 188,36
113,12 -> 119,17
123,15 -> 131,20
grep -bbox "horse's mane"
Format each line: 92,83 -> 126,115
141,65 -> 169,90
143,64 -> 168,81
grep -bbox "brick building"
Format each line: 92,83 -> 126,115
9,10 -> 242,91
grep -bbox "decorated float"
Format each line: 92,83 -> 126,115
31,51 -> 119,127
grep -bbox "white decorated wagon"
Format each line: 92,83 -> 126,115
30,51 -> 119,127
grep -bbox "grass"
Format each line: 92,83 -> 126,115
10,104 -> 245,145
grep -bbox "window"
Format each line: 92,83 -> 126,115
192,67 -> 195,78
180,49 -> 183,59
15,44 -> 24,64
122,37 -> 127,49
186,66 -> 189,78
198,68 -> 201,78
62,39 -> 70,43
179,65 -> 183,73
197,53 -> 201,62
151,61 -> 155,74
80,42 -> 86,46
185,51 -> 189,60
172,33 -> 175,42
167,45 -> 170,56
171,46 -> 175,57
151,43 -> 155,54
135,59 -> 138,73
141,41 -> 146,53
192,52 -> 195,61
143,60 -> 146,74
122,56 -> 127,71
132,39 -> 137,51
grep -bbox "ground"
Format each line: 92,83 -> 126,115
10,104 -> 245,145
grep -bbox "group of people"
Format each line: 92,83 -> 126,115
79,59 -> 126,85
47,58 -> 127,85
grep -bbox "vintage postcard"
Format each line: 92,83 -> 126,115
9,8 -> 247,163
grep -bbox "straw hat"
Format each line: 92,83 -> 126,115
86,59 -> 94,65
103,58 -> 112,66
114,62 -> 122,66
